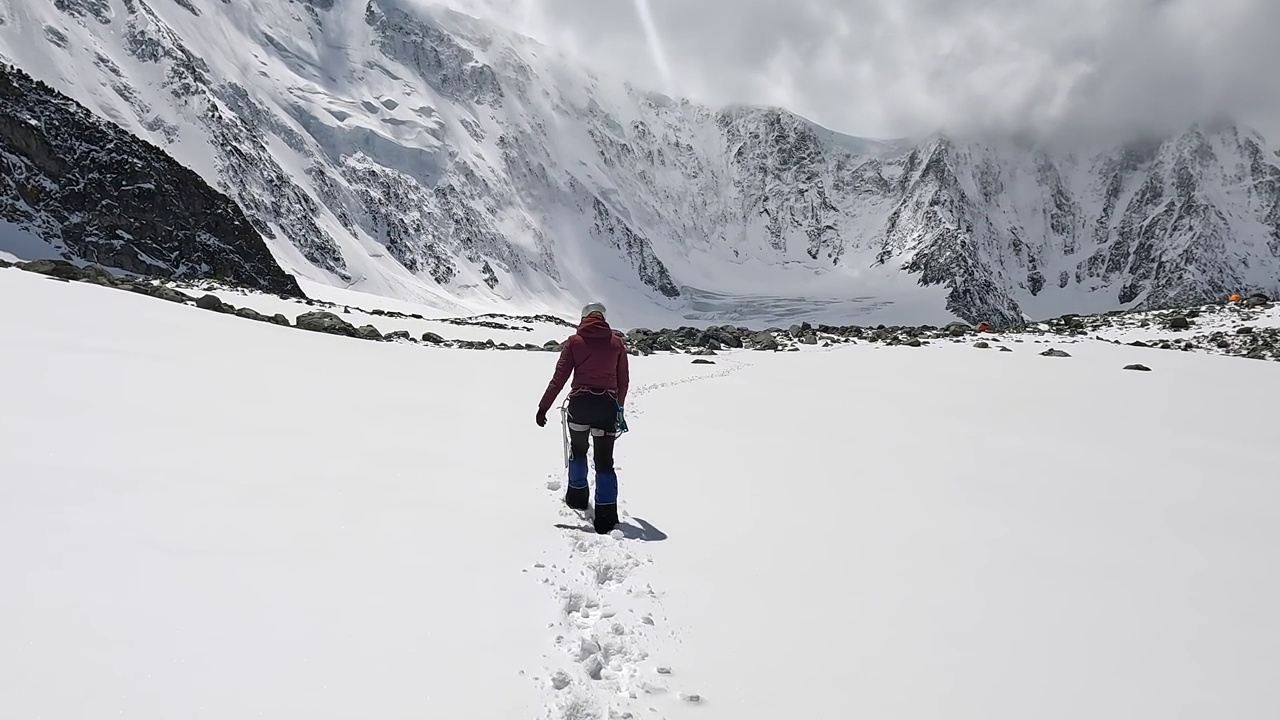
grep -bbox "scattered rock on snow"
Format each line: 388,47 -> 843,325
233,306 -> 269,322
195,293 -> 228,312
691,358 -> 715,364
296,310 -> 357,337
752,332 -> 780,351
17,259 -> 91,280
973,341 -> 990,349
1124,364 -> 1152,371
1040,348 -> 1071,357
8,248 -> 1279,363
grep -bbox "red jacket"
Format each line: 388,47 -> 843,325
538,315 -> 630,412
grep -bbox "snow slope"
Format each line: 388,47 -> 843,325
3,1 -> 1278,328
3,266 -> 1278,718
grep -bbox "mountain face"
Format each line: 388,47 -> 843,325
0,60 -> 302,297
2,0 -> 1278,326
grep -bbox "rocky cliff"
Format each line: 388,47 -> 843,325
0,61 -> 302,297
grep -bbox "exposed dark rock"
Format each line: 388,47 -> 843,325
752,331 -> 779,351
234,306 -> 268,322
1124,363 -> 1152,371
0,62 -> 303,297
195,293 -> 229,312
297,310 -> 357,337
149,285 -> 194,304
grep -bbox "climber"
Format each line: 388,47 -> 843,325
536,302 -> 630,534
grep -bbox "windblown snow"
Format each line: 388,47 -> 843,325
2,0 -> 1280,328
3,266 -> 1278,719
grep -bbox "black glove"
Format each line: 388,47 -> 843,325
535,408 -> 548,427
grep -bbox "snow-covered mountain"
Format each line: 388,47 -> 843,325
2,0 -> 1279,327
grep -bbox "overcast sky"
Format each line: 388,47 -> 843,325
430,0 -> 1279,143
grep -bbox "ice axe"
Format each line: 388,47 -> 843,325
559,397 -> 570,467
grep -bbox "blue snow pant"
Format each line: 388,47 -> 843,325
566,392 -> 619,505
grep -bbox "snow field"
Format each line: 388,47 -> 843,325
619,340 -> 1280,719
0,267 -> 720,719
3,266 -> 1279,719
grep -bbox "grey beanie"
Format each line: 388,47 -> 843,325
581,302 -> 606,319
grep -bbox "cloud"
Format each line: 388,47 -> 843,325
416,0 -> 1280,143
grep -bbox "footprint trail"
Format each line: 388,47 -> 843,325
526,355 -> 750,717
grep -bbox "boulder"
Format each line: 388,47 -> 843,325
752,332 -> 779,351
296,310 -> 357,337
149,286 -> 193,304
234,306 -> 269,322
195,294 -> 231,312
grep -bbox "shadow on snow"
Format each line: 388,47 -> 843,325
553,516 -> 668,542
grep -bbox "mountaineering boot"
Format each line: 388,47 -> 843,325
565,485 -> 589,510
565,456 -> 589,510
593,468 -> 619,533
593,502 -> 619,534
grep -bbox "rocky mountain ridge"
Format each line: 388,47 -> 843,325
0,61 -> 302,297
1,0 -> 1278,326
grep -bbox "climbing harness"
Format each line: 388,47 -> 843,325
559,394 -> 629,467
